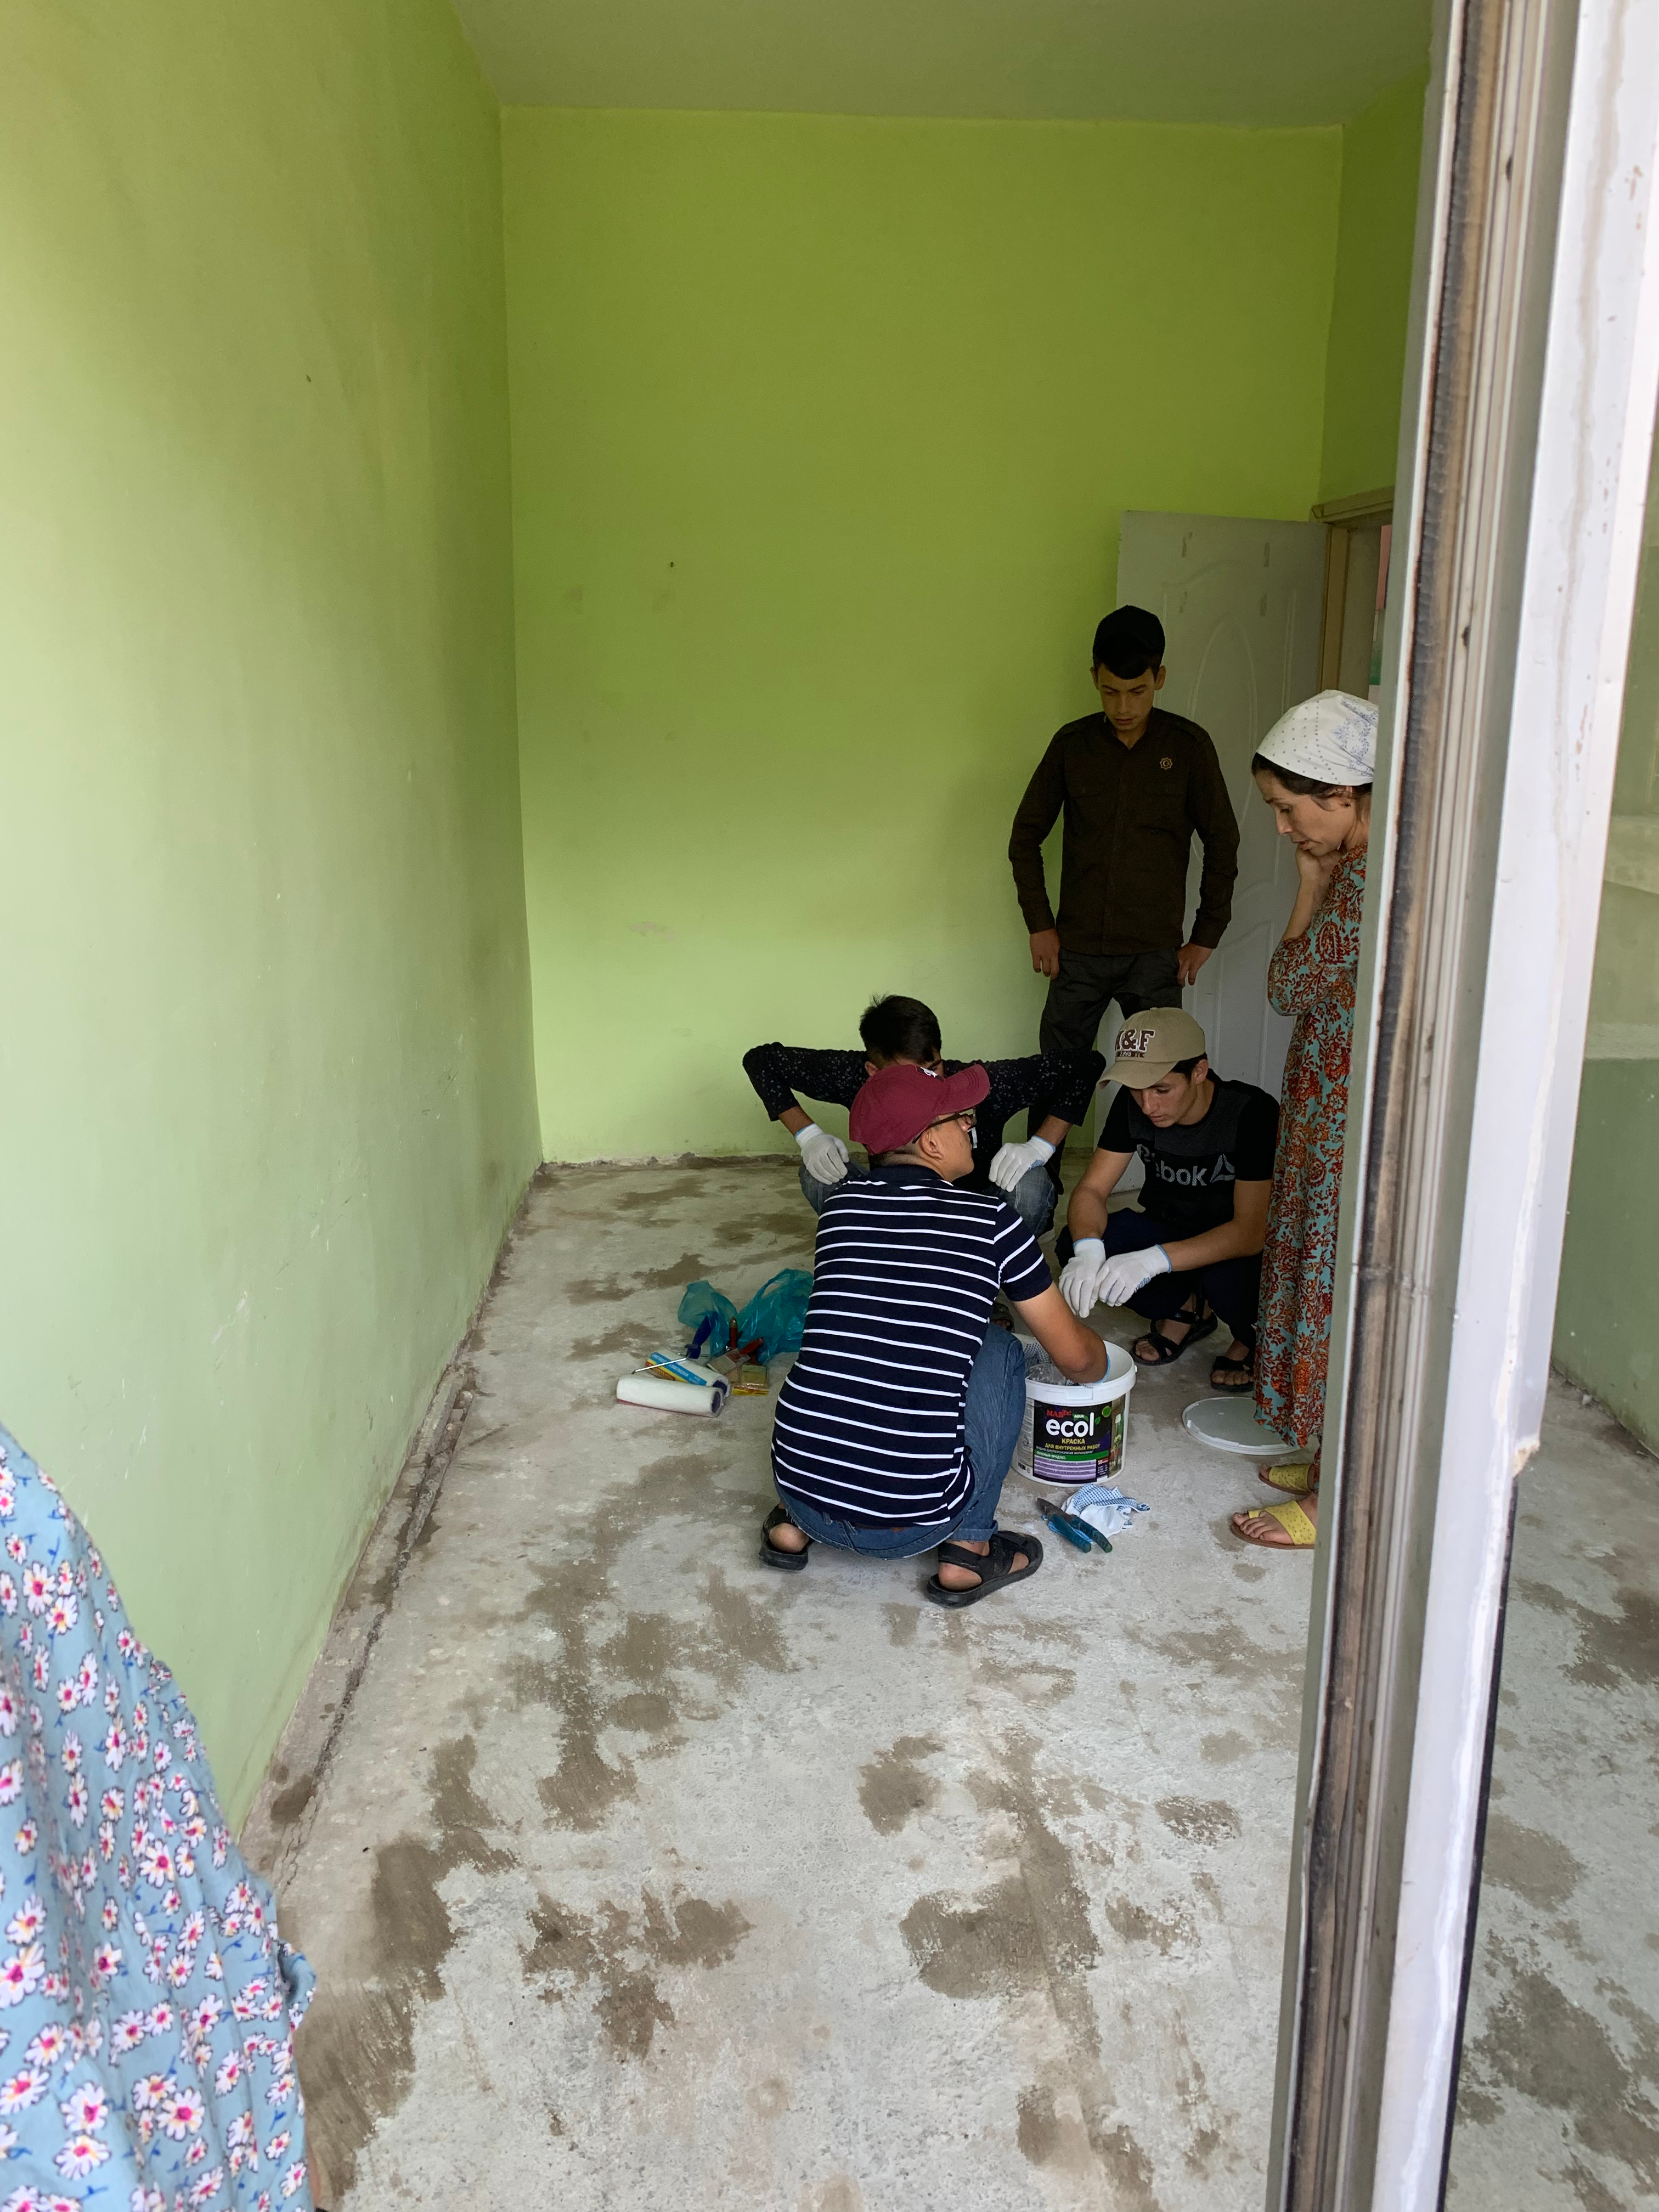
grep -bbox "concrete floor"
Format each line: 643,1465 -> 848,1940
257,1159 -> 1316,2209
1446,1388 -> 1659,2210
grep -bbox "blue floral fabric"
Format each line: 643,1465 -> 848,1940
0,1426 -> 313,2212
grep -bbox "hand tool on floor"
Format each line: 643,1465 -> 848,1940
644,1351 -> 720,1386
1063,1510 -> 1113,1554
1039,1505 -> 1097,1553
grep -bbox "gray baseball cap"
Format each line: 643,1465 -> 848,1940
1104,1006 -> 1208,1085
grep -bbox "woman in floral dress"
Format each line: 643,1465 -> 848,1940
1232,691 -> 1378,1551
0,1421 -> 320,2209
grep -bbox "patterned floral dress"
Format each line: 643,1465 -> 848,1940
0,1424 -> 314,2212
1255,846 -> 1367,1454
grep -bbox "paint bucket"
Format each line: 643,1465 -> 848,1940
1012,1342 -> 1137,1489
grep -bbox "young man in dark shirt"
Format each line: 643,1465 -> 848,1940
1009,606 -> 1240,1062
1059,1008 -> 1278,1393
742,994 -> 1103,1236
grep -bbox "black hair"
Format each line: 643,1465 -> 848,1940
860,994 -> 942,1064
1171,1054 -> 1206,1079
1251,752 -> 1373,800
1092,605 -> 1165,680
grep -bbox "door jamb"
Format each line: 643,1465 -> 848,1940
1312,492 -> 1395,691
1267,0 -> 1659,2205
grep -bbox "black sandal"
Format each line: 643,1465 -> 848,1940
759,1504 -> 810,1571
924,1529 -> 1043,1609
1132,1310 -> 1218,1367
1211,1348 -> 1254,1392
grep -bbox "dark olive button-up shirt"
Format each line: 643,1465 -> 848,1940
1008,708 -> 1240,955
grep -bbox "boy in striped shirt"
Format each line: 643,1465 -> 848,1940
761,1062 -> 1107,1607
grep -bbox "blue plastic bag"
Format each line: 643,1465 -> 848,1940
733,1268 -> 814,1362
678,1279 -> 738,1359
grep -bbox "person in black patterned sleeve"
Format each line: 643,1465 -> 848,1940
742,994 -> 1103,1237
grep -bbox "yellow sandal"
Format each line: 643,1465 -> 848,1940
1231,1499 -> 1317,1549
1259,1460 -> 1317,1496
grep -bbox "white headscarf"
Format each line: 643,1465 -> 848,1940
1256,689 -> 1378,786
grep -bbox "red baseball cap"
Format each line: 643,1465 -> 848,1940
849,1062 -> 991,1154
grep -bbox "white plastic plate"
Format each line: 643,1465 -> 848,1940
1181,1394 -> 1307,1459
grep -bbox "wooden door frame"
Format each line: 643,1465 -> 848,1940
1312,489 -> 1395,692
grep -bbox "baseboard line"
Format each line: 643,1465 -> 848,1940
238,1180 -> 532,1886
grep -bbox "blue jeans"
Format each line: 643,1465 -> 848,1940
777,1324 -> 1028,1557
798,1161 -> 1056,1238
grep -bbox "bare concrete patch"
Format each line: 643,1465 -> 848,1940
1200,1730 -> 1252,1765
568,1251 -> 723,1302
882,1602 -> 920,1647
1103,1894 -> 1200,1956
272,1161 -> 1320,2207
1127,1610 -> 1295,1683
299,1736 -> 514,2195
857,1736 -> 943,1835
1513,1577 -> 1659,1690
1461,1950 -> 1659,2192
570,1318 -> 652,1360
1015,2083 -> 1094,2174
798,2179 -> 865,2212
901,1871 -> 1061,2001
523,1885 -> 753,2061
1155,1796 -> 1243,1846
1096,2120 -> 1162,2210
1481,1813 -> 1583,1913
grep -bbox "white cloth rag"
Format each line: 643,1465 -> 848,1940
1066,1482 -> 1150,1538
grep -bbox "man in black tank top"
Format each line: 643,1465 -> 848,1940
1057,1008 -> 1279,1391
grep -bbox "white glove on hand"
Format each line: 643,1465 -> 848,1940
1059,1238 -> 1108,1317
794,1122 -> 849,1186
988,1134 -> 1056,1192
1098,1244 -> 1171,1306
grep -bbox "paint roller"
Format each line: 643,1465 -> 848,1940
615,1356 -> 729,1417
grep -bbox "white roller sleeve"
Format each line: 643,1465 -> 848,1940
616,1373 -> 729,1416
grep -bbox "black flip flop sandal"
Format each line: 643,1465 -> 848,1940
924,1528 -> 1044,1609
1211,1349 -> 1254,1391
759,1504 -> 810,1571
1132,1311 -> 1218,1367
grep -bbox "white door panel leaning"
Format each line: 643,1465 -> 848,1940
1115,512 -> 1326,1097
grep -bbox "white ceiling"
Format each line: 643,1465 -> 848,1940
452,0 -> 1432,127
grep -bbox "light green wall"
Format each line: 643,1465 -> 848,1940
1319,72 -> 1427,502
0,1 -> 541,1819
505,108 -> 1342,1163
1554,425 -> 1659,1450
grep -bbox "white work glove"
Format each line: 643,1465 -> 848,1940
1059,1238 -> 1108,1316
1098,1244 -> 1171,1307
793,1122 -> 849,1186
988,1134 -> 1056,1192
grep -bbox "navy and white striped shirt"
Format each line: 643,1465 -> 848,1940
771,1166 -> 1051,1528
